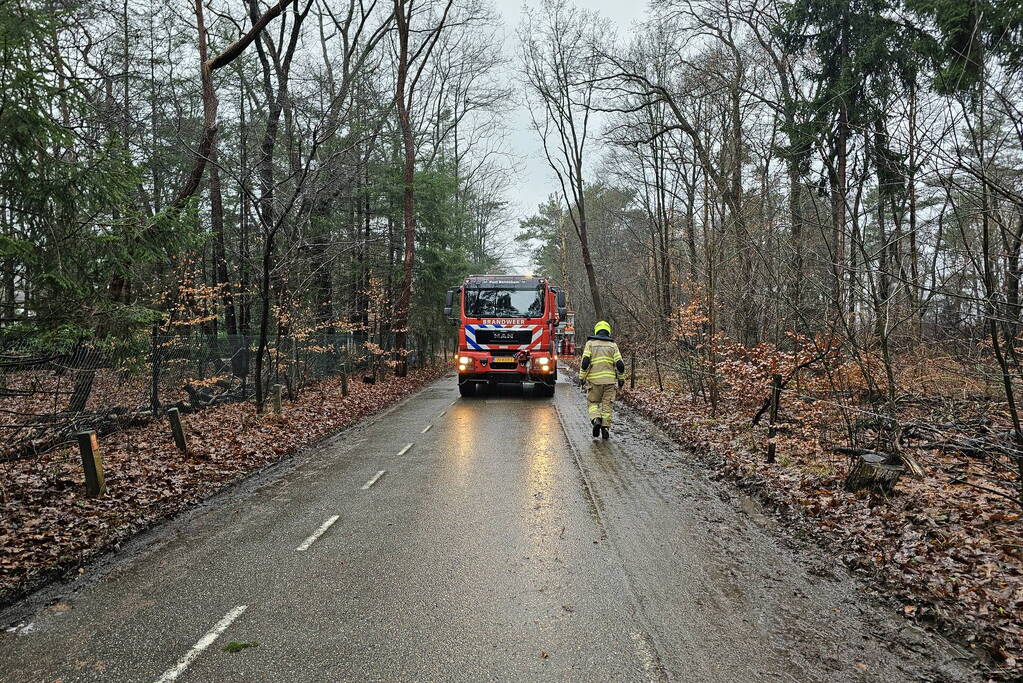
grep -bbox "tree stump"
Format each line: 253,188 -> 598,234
844,453 -> 904,495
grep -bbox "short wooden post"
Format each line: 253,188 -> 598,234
167,407 -> 187,452
271,383 -> 282,415
654,351 -> 663,391
630,354 -> 636,389
76,431 -> 106,496
766,373 -> 782,464
341,369 -> 350,397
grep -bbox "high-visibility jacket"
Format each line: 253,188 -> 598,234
580,336 -> 626,385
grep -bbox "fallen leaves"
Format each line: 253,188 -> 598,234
0,364 -> 446,608
622,385 -> 1023,678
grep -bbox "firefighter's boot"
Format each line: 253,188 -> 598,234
592,418 -> 602,438
601,426 -> 610,440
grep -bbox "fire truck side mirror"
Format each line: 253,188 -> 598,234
444,287 -> 461,319
556,289 -> 566,320
443,288 -> 454,318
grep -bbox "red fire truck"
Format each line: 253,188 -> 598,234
444,275 -> 566,397
555,309 -> 576,356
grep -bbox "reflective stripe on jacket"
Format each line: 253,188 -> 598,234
580,339 -> 625,385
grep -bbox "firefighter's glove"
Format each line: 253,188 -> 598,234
618,379 -> 625,389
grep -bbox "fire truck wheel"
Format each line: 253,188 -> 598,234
458,382 -> 476,398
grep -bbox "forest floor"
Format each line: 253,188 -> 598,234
604,359 -> 1023,680
0,363 -> 447,609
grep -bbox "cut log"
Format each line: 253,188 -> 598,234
844,453 -> 904,495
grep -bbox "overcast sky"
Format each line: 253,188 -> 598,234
489,0 -> 649,270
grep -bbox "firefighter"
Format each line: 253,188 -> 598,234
580,320 -> 626,439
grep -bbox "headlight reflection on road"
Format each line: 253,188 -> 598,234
449,403 -> 478,483
526,406 -> 557,541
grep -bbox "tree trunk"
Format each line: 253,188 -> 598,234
210,143 -> 237,337
787,135 -> 803,327
392,0 -> 415,378
907,80 -> 921,339
575,186 -> 604,321
833,106 -> 849,317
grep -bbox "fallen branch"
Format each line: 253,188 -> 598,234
949,478 -> 1021,506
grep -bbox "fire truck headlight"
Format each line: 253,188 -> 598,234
537,357 -> 550,366
459,356 -> 471,365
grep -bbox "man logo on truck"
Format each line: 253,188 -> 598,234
444,275 -> 566,398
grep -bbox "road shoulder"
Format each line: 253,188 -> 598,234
555,373 -> 981,681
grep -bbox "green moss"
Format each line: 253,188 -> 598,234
223,641 -> 258,653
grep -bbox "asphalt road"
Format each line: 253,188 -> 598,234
0,372 -> 979,682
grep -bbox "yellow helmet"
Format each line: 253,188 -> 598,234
594,320 -> 612,336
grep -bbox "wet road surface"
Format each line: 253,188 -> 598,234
0,373 -> 978,681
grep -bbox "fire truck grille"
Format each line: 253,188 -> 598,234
475,329 -> 532,345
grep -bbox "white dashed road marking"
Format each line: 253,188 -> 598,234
397,443 -> 413,456
438,410 -> 446,417
362,470 -> 386,490
421,424 -> 432,433
155,606 -> 247,682
295,515 -> 340,552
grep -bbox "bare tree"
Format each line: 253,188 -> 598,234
520,0 -> 612,321
392,0 -> 455,376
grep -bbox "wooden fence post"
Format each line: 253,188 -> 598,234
653,348 -> 663,392
167,407 -> 188,452
341,368 -> 350,397
272,383 -> 282,415
766,373 -> 782,464
630,354 -> 636,389
76,431 -> 106,496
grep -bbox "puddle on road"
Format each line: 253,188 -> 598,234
735,494 -> 777,530
589,443 -> 621,476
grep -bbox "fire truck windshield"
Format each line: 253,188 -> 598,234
464,287 -> 544,318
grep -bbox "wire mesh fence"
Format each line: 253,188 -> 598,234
0,332 -> 422,463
